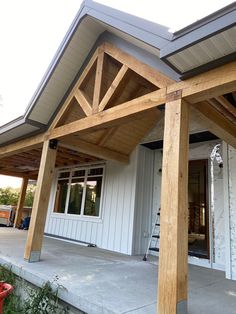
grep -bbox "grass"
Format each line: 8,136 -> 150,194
0,265 -> 68,314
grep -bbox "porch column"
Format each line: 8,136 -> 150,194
157,94 -> 189,314
24,139 -> 57,262
14,177 -> 28,228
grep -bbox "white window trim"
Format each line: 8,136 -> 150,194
51,165 -> 105,220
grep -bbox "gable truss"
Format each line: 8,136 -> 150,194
47,42 -> 169,163
1,49 -> 236,173
51,42 -> 172,129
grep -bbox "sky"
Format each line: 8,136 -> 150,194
0,0 -> 234,188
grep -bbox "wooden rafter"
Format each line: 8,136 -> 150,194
93,48 -> 105,113
49,48 -> 99,130
215,95 -> 236,117
192,101 -> 236,148
99,64 -> 129,112
103,42 -> 174,88
74,90 -> 92,116
207,99 -> 236,125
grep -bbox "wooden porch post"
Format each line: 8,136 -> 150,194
14,177 -> 28,228
157,93 -> 189,314
24,140 -> 57,262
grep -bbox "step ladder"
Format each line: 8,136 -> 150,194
143,209 -> 160,261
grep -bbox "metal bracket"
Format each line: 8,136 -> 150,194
49,139 -> 58,150
166,89 -> 182,102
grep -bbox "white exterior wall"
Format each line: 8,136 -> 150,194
132,146 -> 154,255
227,146 -> 236,279
45,150 -> 138,255
44,139 -> 233,274
150,141 -> 225,269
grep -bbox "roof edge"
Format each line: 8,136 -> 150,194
173,2 -> 236,39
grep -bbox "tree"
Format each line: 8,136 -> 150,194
0,185 -> 36,207
24,185 -> 36,207
0,187 -> 19,206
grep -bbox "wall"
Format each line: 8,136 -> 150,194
45,140 -> 227,267
227,145 -> 236,279
45,150 -> 138,255
132,146 -> 155,255
150,141 -> 225,268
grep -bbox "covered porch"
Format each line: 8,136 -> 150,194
1,228 -> 236,314
0,3 -> 236,312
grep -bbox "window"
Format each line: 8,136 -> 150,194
53,166 -> 104,218
84,176 -> 102,216
54,172 -> 70,214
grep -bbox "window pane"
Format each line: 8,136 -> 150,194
68,178 -> 84,215
54,179 -> 69,213
72,169 -> 85,177
58,172 -> 70,179
88,168 -> 103,176
84,176 -> 102,216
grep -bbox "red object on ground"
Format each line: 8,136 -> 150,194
0,282 -> 13,314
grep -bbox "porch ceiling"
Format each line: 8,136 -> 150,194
0,146 -> 100,179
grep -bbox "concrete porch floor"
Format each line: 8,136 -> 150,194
0,228 -> 236,314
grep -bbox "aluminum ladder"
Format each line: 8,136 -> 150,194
143,209 -> 160,261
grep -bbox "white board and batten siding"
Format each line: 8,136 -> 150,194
45,139 -> 231,275
188,141 -> 225,269
226,145 -> 236,280
132,146 -> 155,255
45,150 -> 138,255
132,140 -> 226,270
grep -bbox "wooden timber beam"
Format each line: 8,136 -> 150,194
49,47 -> 100,130
0,170 -> 37,180
193,101 -> 236,149
14,177 -> 28,228
207,99 -> 236,125
74,90 -> 92,116
59,137 -> 129,164
49,89 -> 166,139
168,60 -> 236,103
158,97 -> 189,314
48,60 -> 236,141
0,133 -> 44,159
0,59 -> 236,159
24,140 -> 57,262
104,42 -> 174,88
215,95 -> 236,117
93,49 -> 105,113
99,64 -> 129,112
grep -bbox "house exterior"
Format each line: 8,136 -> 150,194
0,1 -> 236,313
